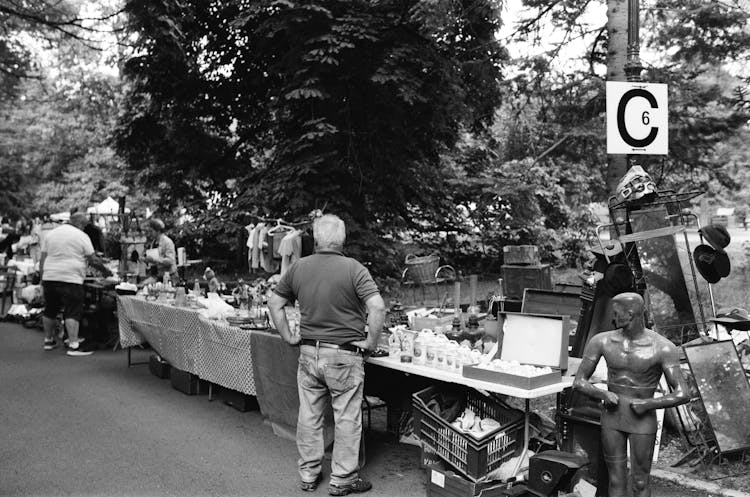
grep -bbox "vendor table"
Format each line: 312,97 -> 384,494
117,296 -> 257,395
367,356 -> 574,477
118,296 -> 573,477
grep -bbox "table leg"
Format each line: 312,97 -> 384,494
511,398 -> 531,478
126,345 -> 149,367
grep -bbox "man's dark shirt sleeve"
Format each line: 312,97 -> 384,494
353,264 -> 379,301
274,262 -> 297,301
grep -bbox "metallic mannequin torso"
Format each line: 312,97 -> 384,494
573,292 -> 688,497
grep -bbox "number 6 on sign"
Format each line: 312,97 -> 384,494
607,82 -> 668,155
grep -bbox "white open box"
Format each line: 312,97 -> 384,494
462,312 -> 569,389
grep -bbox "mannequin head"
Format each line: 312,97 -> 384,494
611,292 -> 645,330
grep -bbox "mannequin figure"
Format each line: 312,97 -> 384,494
573,292 -> 688,497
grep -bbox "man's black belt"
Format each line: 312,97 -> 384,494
300,339 -> 362,354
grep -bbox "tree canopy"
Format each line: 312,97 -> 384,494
115,0 -> 508,273
3,0 -> 750,277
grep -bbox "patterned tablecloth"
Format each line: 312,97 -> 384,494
117,296 -> 257,395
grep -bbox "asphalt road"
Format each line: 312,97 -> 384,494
0,321 -> 713,497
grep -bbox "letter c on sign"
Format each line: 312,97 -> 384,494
617,89 -> 659,148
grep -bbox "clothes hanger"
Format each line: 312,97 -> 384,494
267,219 -> 293,234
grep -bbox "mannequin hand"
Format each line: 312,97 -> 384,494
602,391 -> 619,408
630,399 -> 650,415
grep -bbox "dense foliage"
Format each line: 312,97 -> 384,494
115,0 -> 507,274
3,0 -> 750,281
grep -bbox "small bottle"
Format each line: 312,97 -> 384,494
193,279 -> 201,297
413,332 -> 426,365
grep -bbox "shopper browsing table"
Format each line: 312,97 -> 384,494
573,292 -> 688,497
40,212 -> 112,356
268,214 -> 386,496
142,218 -> 177,285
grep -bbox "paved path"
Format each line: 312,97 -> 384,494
0,322 -> 711,497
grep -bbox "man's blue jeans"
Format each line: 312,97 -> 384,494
297,344 -> 364,486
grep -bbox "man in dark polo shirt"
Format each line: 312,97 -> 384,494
268,214 -> 386,496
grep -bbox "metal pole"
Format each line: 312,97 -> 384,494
624,0 -> 643,83
624,0 -> 644,170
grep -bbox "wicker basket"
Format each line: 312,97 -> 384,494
405,254 -> 440,284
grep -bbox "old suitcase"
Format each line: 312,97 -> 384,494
501,264 -> 552,300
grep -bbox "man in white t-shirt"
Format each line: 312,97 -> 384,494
40,212 -> 112,356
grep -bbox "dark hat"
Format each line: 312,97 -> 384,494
693,244 -> 731,284
601,262 -> 635,296
709,307 -> 750,331
699,225 -> 730,253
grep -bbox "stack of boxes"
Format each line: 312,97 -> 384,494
501,245 -> 551,301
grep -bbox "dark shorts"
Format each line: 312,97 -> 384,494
600,396 -> 658,434
42,281 -> 84,321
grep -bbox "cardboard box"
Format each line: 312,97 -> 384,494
497,312 -> 569,370
170,368 -> 208,395
219,387 -> 259,412
426,467 -> 510,497
148,354 -> 171,379
413,312 -> 457,331
462,364 -> 561,390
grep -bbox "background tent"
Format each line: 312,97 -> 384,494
87,196 -> 130,215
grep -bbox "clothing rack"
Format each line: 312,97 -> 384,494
245,212 -> 320,228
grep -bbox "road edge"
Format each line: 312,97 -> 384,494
652,468 -> 750,497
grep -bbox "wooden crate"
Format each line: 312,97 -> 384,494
501,264 -> 552,300
502,245 -> 539,265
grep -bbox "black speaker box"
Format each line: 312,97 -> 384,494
557,414 -> 609,496
527,450 -> 587,497
170,367 -> 208,395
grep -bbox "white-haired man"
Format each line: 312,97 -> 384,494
268,214 -> 386,496
40,212 -> 112,355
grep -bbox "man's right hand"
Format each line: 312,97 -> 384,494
350,339 -> 377,352
602,391 -> 619,407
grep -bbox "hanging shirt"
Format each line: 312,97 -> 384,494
301,232 -> 314,257
278,229 -> 302,276
249,223 -> 264,269
259,225 -> 277,272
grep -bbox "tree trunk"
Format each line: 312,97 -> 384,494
606,0 -> 629,193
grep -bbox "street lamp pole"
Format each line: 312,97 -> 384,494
624,0 -> 643,168
624,0 -> 643,83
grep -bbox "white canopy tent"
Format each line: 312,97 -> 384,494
49,212 -> 70,222
87,196 -> 130,215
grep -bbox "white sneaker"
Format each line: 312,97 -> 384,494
44,339 -> 58,351
66,342 -> 93,357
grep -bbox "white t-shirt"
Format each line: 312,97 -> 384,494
41,224 -> 94,284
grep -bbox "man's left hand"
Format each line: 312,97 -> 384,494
286,332 -> 302,346
630,399 -> 650,415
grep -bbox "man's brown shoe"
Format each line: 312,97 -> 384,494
328,477 -> 372,496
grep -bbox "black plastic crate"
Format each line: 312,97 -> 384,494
412,385 -> 524,481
